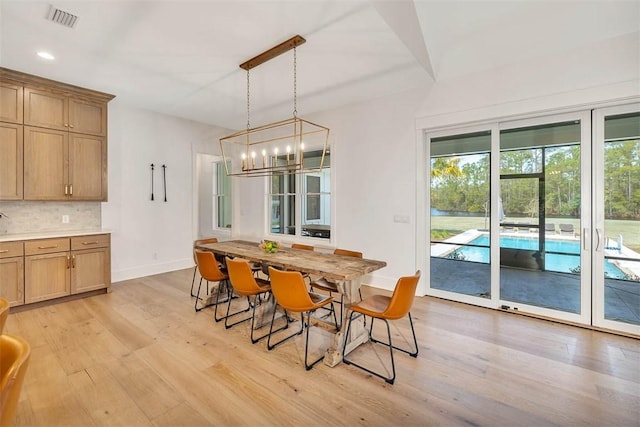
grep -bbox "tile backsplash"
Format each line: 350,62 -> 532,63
0,201 -> 101,234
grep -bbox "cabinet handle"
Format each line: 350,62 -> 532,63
67,255 -> 71,269
82,241 -> 99,245
70,184 -> 73,196
38,245 -> 58,249
0,249 -> 9,253
69,124 -> 74,129
64,123 -> 69,127
72,255 -> 76,268
65,184 -> 69,195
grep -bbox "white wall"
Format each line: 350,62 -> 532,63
103,103 -> 230,282
103,30 -> 639,291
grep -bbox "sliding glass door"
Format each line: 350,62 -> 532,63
593,104 -> 640,335
428,129 -> 493,306
497,114 -> 590,323
427,107 -> 638,333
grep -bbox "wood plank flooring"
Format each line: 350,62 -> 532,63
5,268 -> 640,426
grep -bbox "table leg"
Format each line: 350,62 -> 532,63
323,276 -> 369,367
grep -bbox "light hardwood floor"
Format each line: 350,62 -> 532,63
5,268 -> 640,426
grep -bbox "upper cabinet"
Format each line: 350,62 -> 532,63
24,87 -> 108,136
0,67 -> 114,201
0,82 -> 23,124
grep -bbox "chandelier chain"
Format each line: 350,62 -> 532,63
246,68 -> 251,130
293,45 -> 297,118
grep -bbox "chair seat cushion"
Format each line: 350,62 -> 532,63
309,292 -> 333,308
310,278 -> 339,293
350,295 -> 391,318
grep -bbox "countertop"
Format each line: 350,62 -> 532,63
0,229 -> 111,243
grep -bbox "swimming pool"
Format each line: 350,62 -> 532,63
448,235 -> 626,279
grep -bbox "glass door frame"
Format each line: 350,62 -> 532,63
425,111 -> 593,324
425,122 -> 497,309
592,102 -> 640,336
495,111 -> 592,325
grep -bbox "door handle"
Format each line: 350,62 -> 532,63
595,228 -> 601,252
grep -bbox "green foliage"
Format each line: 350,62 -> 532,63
430,141 -> 640,220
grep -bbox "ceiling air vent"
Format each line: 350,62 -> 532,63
47,5 -> 78,28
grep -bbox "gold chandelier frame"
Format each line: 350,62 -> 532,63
220,35 -> 330,177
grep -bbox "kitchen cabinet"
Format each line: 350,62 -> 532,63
23,87 -> 108,137
24,238 -> 71,303
0,122 -> 23,200
0,241 -> 24,307
22,234 -> 111,304
0,81 -> 23,124
70,234 -> 110,294
23,126 -> 106,200
0,67 -> 113,201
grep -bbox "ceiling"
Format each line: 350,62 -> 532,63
1,1 -> 638,130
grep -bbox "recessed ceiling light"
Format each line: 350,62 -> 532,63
37,51 -> 55,60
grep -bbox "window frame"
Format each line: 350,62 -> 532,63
266,150 -> 332,243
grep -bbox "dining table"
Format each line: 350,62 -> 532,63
195,239 -> 387,367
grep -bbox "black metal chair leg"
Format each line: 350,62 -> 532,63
194,277 -> 205,312
370,312 -> 419,357
190,266 -> 198,297
304,311 -> 325,370
342,312 -> 396,384
251,294 -> 287,344
223,296 -> 252,329
267,308 -> 303,351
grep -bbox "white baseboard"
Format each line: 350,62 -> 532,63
112,258 -> 193,283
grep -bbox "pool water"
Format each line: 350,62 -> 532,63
451,235 -> 626,279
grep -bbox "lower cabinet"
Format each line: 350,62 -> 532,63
0,241 -> 25,306
24,250 -> 71,303
20,234 -> 111,305
70,235 -> 111,294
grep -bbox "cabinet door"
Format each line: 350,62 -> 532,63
23,87 -> 68,131
71,247 -> 110,294
0,122 -> 23,200
69,98 -> 107,136
0,257 -> 24,306
25,252 -> 70,303
23,126 -> 68,200
68,133 -> 107,200
0,82 -> 23,123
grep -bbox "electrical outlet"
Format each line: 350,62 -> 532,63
393,214 -> 410,224
62,215 -> 70,223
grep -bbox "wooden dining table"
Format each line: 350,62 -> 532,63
195,239 -> 387,367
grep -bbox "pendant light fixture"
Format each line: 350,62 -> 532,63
220,35 -> 330,177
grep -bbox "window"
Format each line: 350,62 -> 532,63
213,161 -> 232,229
269,150 -> 331,239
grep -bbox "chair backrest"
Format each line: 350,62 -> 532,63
333,248 -> 363,258
268,267 -> 316,312
0,334 -> 30,427
193,237 -> 218,263
383,271 -> 421,320
226,257 -> 264,295
291,243 -> 314,251
0,298 -> 9,334
194,250 -> 227,282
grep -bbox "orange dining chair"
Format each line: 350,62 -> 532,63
267,267 -> 338,371
291,243 -> 314,251
342,270 -> 421,384
0,334 -> 31,427
220,258 -> 287,343
194,249 -> 230,312
190,238 -> 219,297
0,298 -> 9,334
309,248 -> 363,329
